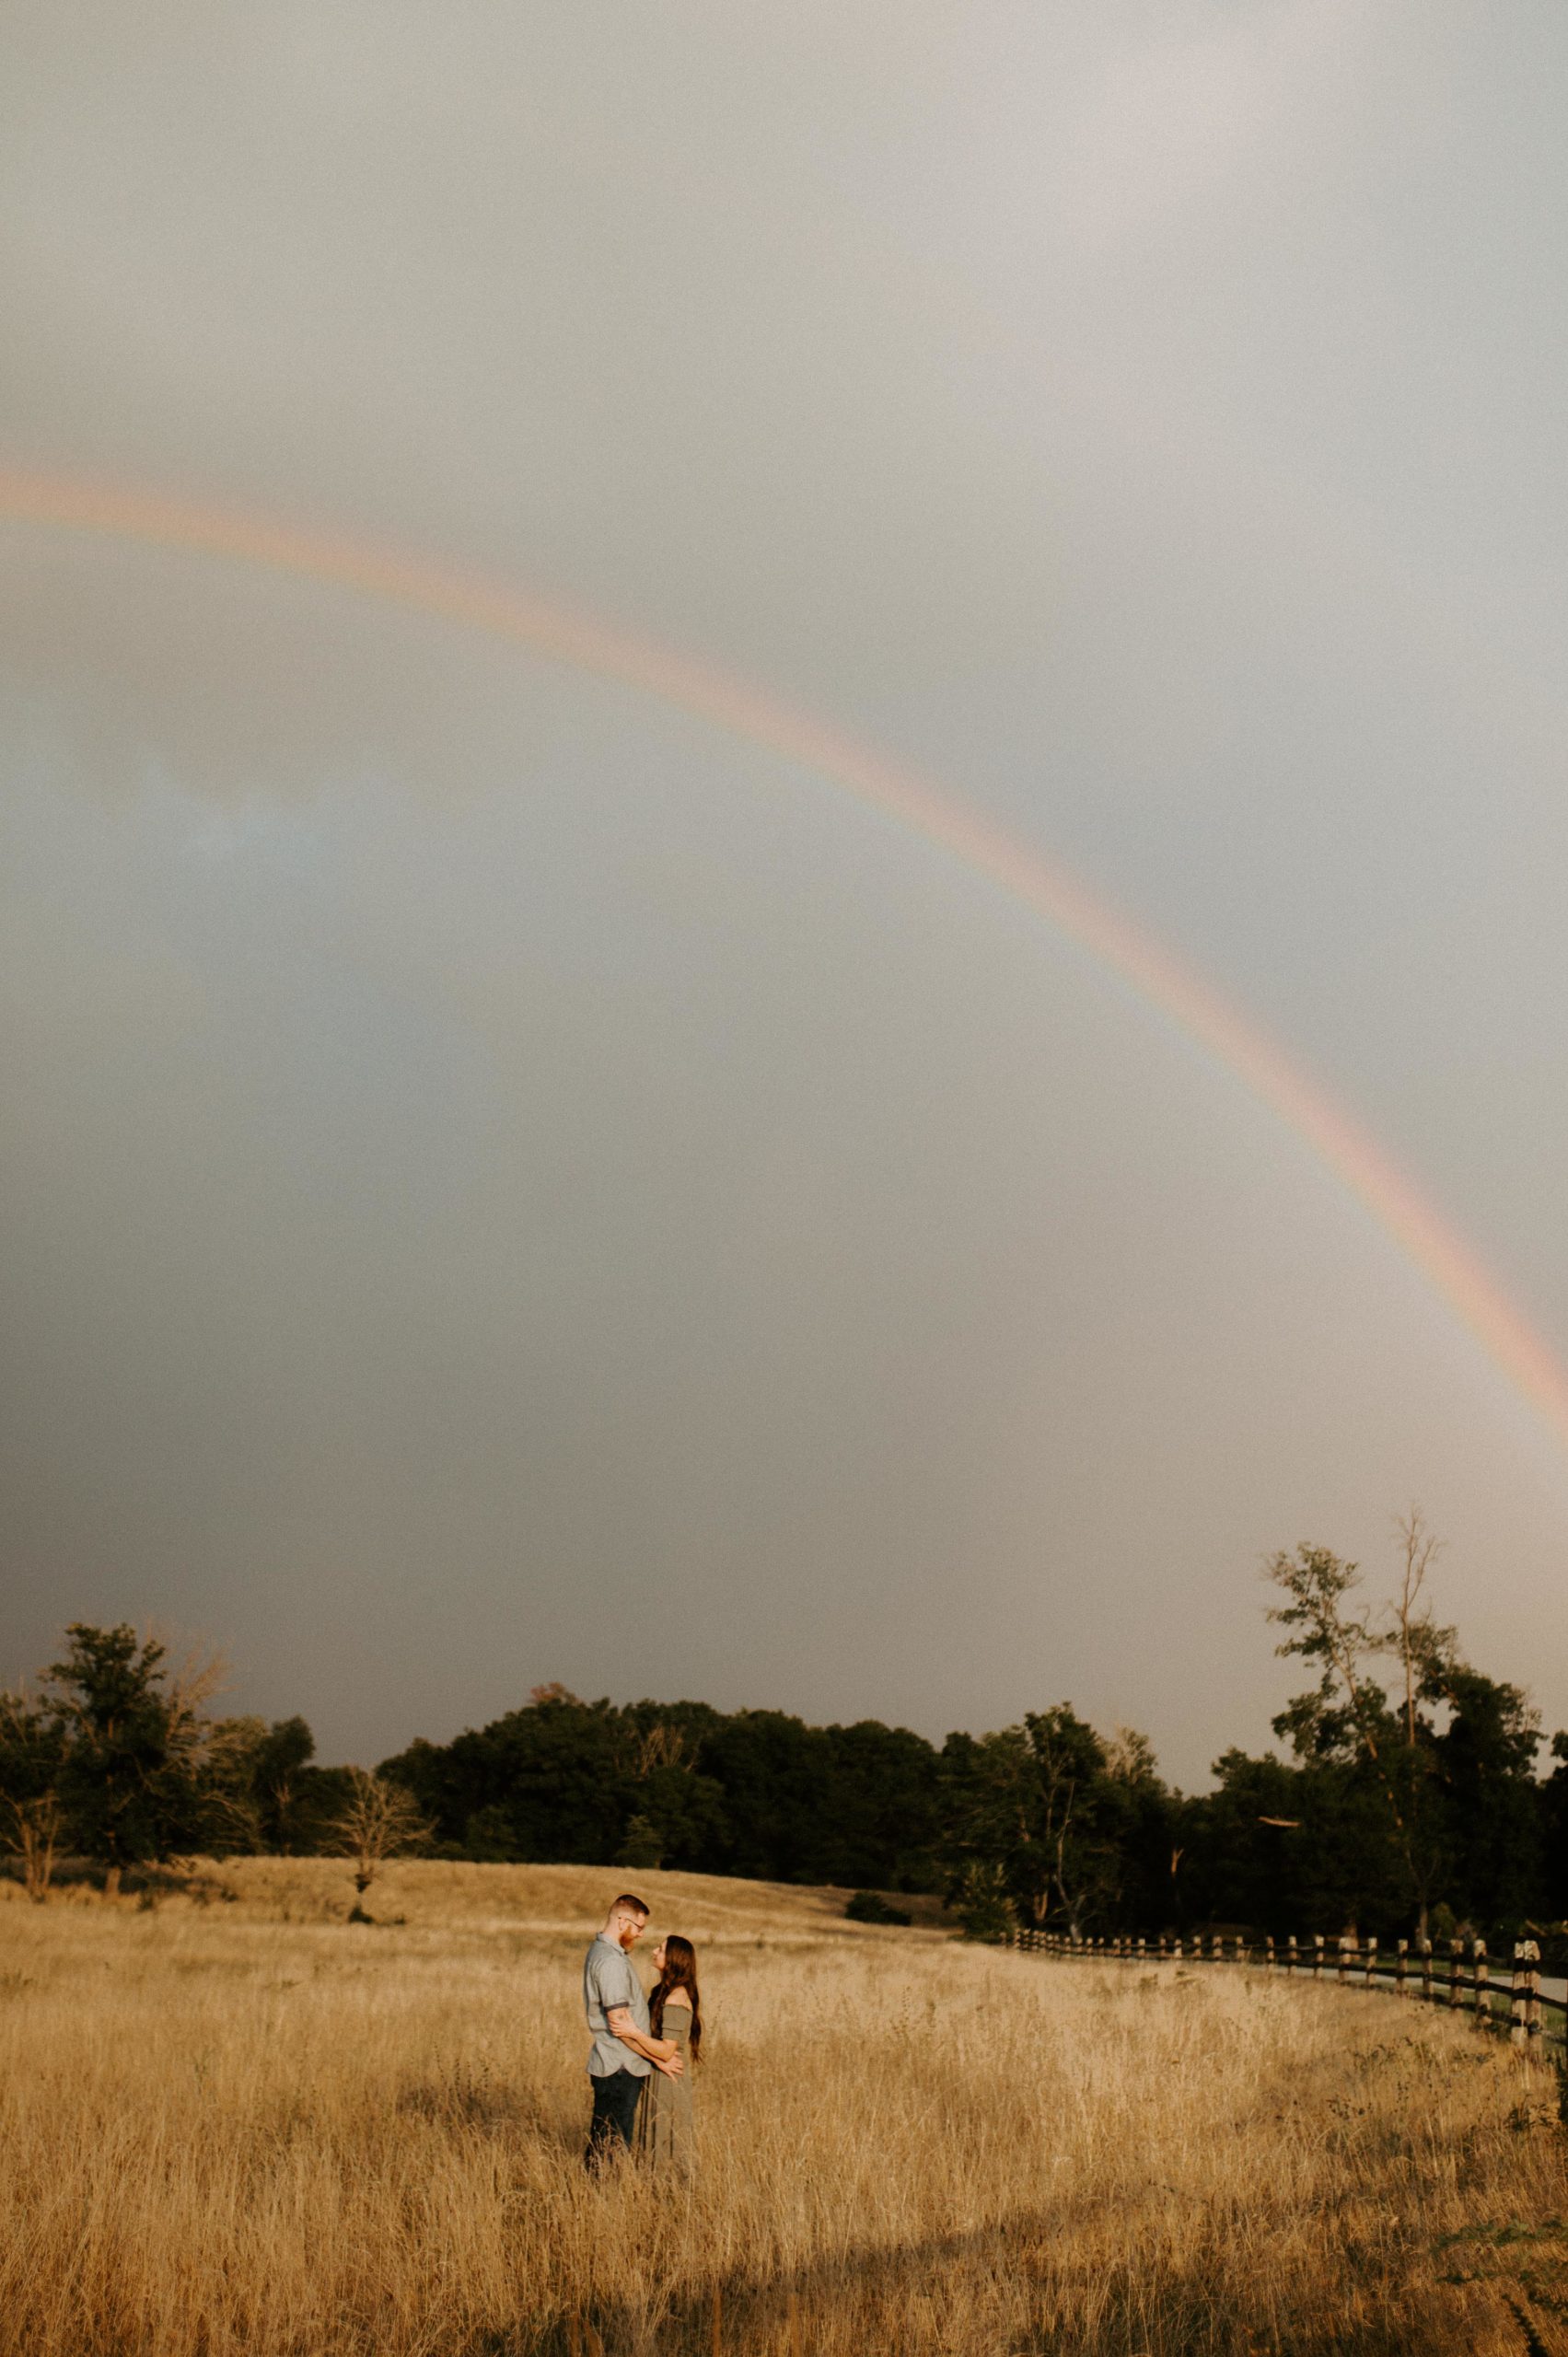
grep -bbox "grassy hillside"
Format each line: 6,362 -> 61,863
0,1863 -> 1562,2354
153,1852 -> 952,1933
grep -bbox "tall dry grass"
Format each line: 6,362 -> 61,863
1,1860 -> 1563,2355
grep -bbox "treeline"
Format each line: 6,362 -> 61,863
5,1523 -> 1567,1944
0,1625 -> 360,1893
381,1689 -> 944,1891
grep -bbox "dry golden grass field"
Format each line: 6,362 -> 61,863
2,1859 -> 1565,2356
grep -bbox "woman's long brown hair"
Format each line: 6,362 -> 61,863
649,1933 -> 702,2061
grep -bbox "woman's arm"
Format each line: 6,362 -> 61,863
605,2006 -> 684,2075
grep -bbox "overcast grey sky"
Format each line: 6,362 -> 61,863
4,2 -> 1568,1785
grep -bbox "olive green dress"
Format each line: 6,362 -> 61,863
635,2002 -> 695,2173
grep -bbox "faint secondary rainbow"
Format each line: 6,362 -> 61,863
6,466 -> 1568,1453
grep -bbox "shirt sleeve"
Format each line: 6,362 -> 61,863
591,1949 -> 637,2014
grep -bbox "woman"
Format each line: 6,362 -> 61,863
635,1933 -> 701,2173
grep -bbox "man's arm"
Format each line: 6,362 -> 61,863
605,2006 -> 685,2076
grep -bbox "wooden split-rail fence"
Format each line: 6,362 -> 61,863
1004,1926 -> 1567,2051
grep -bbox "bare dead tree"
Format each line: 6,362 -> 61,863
160,1640 -> 229,1751
1379,1508 -> 1453,1747
146,1637 -> 272,1864
635,1722 -> 691,1778
328,1768 -> 432,1910
4,1792 -> 62,1904
0,1687 -> 64,1902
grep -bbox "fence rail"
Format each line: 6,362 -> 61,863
1002,1928 -> 1567,2050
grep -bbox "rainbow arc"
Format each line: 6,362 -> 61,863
5,469 -> 1565,1451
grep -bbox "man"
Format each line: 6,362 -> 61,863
582,1891 -> 684,2165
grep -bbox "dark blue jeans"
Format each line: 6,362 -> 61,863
585,2067 -> 644,2166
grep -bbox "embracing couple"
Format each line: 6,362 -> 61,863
582,1891 -> 702,2173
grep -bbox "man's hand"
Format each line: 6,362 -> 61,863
605,2004 -> 681,2073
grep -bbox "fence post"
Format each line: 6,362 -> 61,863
1396,1937 -> 1408,1996
1313,1933 -> 1324,1980
1337,1936 -> 1349,1985
1287,1933 -> 1297,1975
1472,1940 -> 1489,2027
1420,1936 -> 1432,2003
1137,1934 -> 1146,1961
1365,1935 -> 1377,1991
1512,1942 -> 1530,2047
1523,1939 -> 1541,2049
1265,1934 -> 1274,1970
1448,1937 -> 1463,2009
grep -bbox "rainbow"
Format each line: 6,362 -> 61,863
5,467 -> 1566,1452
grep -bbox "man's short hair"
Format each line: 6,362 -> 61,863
610,1892 -> 651,1918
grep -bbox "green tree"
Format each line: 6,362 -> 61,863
940,1706 -> 1142,1935
1539,1731 -> 1568,1926
1422,1663 -> 1541,1933
1199,1524 -> 1551,1943
1266,1541 -> 1439,1930
43,1624 -> 226,1882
